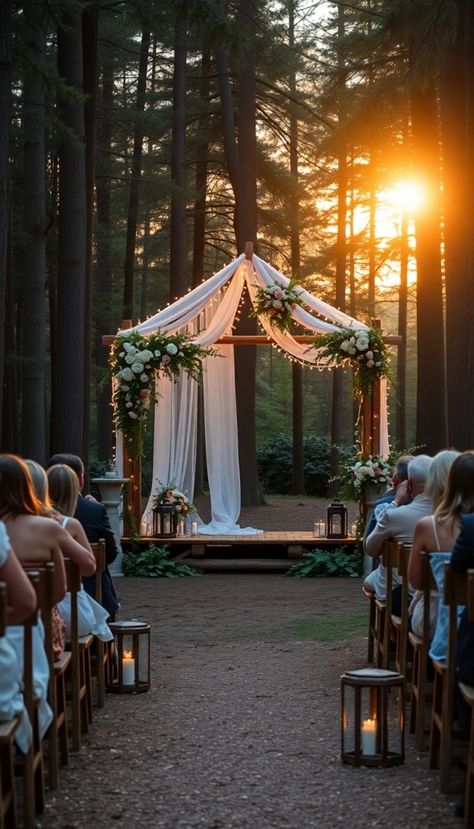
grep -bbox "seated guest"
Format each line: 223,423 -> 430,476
47,453 -> 120,620
449,452 -> 474,685
407,449 -> 460,639
0,520 -> 35,752
364,454 -> 413,540
364,454 -> 433,614
0,453 -> 87,741
47,464 -> 113,643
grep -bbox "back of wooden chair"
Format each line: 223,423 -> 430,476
22,570 -> 45,828
0,579 -> 20,829
391,543 -> 412,680
376,540 -> 399,669
431,563 -> 467,792
90,540 -> 107,707
408,550 -> 436,750
63,558 -> 82,752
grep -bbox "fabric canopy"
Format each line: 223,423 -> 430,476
117,254 -> 389,534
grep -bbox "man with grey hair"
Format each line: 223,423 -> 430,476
363,454 -> 433,613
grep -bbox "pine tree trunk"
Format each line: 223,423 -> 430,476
21,4 -> 46,462
122,24 -> 150,320
410,60 -> 447,453
95,55 -> 114,463
441,0 -> 474,449
170,11 -> 188,300
396,211 -> 408,450
0,0 -> 12,442
51,10 -> 87,456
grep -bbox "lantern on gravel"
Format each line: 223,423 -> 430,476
341,668 -> 405,767
108,620 -> 151,694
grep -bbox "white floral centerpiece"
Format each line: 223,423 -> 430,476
251,279 -> 303,333
110,330 -> 214,451
337,454 -> 392,502
312,325 -> 390,399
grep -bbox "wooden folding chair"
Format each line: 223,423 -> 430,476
90,540 -> 109,707
362,583 -> 377,664
429,562 -> 466,792
374,541 -> 399,669
408,551 -> 436,750
0,580 -> 21,829
458,570 -> 474,827
391,543 -> 412,682
64,558 -> 93,752
20,571 -> 45,828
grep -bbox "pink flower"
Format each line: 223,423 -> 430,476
272,300 -> 283,310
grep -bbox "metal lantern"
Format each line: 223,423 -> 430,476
152,501 -> 178,538
341,668 -> 405,767
108,620 -> 151,694
327,498 -> 348,538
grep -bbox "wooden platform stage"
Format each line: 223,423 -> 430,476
122,532 -> 358,573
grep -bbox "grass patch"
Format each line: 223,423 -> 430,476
291,612 -> 367,642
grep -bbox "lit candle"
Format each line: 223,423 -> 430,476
351,522 -> 358,538
140,520 -> 147,536
122,650 -> 135,685
163,514 -> 171,534
317,520 -> 325,537
361,718 -> 377,755
191,521 -> 198,535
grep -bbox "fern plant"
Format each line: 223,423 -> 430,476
123,545 -> 198,578
287,546 -> 362,578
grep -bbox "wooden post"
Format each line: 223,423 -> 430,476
245,241 -> 254,259
115,319 -> 142,534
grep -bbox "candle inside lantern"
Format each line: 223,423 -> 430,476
139,520 -> 147,537
122,650 -> 135,685
163,514 -> 171,534
191,521 -> 198,535
361,718 -> 377,755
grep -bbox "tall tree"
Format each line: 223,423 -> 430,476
21,0 -> 47,461
51,8 -> 87,455
0,0 -> 12,443
169,5 -> 188,299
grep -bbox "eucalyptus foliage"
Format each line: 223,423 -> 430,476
123,545 -> 198,578
287,546 -> 362,578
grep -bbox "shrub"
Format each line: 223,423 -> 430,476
123,545 -> 198,578
286,545 -> 363,578
257,434 -> 353,496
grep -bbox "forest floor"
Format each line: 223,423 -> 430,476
38,496 -> 464,829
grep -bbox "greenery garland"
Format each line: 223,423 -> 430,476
250,279 -> 303,333
312,325 -> 390,399
110,330 -> 214,450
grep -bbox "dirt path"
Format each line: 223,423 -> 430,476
41,573 -> 462,829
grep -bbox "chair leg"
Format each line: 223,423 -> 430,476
0,722 -> 19,829
465,704 -> 474,828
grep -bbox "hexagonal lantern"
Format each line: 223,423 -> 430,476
108,620 -> 151,694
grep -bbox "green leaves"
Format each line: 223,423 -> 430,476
123,545 -> 198,578
287,546 -> 362,578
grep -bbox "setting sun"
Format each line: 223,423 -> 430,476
382,180 -> 426,213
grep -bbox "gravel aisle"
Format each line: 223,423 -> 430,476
40,575 -> 462,829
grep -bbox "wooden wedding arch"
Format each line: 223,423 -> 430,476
103,243 -> 400,529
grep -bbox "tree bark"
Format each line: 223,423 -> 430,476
0,0 -> 12,442
122,24 -> 150,320
170,10 -> 188,300
21,1 -> 47,462
52,10 -> 87,456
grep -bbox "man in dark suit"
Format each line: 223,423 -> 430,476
47,453 -> 120,620
451,512 -> 474,685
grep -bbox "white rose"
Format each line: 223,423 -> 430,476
125,353 -> 136,364
120,384 -> 129,392
348,346 -> 356,355
119,351 -> 125,358
340,340 -> 350,352
154,349 -> 161,358
140,373 -> 148,382
120,368 -> 134,381
140,349 -> 153,362
126,401 -> 133,408
366,350 -> 373,360
131,361 -> 144,373
123,342 -> 133,352
166,343 -> 178,355
356,339 -> 369,351
128,411 -> 138,419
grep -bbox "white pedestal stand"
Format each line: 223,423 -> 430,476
92,476 -> 129,577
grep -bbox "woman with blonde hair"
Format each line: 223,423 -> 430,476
47,463 -> 114,642
408,449 -> 462,642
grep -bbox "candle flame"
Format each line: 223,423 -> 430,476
123,650 -> 133,659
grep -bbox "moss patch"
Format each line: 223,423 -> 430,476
291,613 -> 367,642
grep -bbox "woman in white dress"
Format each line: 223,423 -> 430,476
0,453 -> 95,740
47,464 -> 114,643
0,520 -> 35,752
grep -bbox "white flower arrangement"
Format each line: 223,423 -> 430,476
337,454 -> 392,501
312,325 -> 390,399
251,279 -> 303,333
110,331 -> 214,451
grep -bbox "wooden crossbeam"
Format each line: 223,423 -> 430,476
102,332 -> 402,347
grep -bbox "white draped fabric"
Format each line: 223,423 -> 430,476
115,253 -> 390,534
